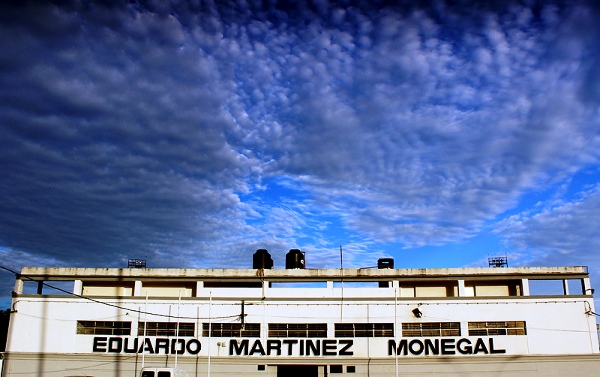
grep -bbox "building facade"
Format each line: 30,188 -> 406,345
2,259 -> 600,376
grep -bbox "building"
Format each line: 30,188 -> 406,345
2,251 -> 600,376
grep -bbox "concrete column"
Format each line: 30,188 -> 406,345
13,277 -> 23,294
521,279 -> 530,296
73,280 -> 83,295
458,280 -> 466,297
134,280 -> 143,296
563,279 -> 570,295
583,278 -> 593,295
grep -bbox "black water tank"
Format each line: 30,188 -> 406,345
253,249 -> 274,269
378,258 -> 394,269
286,249 -> 305,269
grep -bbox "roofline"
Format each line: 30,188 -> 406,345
18,266 -> 590,281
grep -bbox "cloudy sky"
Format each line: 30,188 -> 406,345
1,0 -> 600,305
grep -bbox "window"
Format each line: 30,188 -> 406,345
268,323 -> 327,338
203,323 -> 260,337
468,321 -> 527,336
402,322 -> 460,337
330,365 -> 343,373
138,322 -> 195,337
335,323 -> 393,337
347,366 -> 356,373
77,321 -> 131,335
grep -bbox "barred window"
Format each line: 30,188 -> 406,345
468,321 -> 527,336
268,323 -> 327,338
335,323 -> 393,337
77,321 -> 131,335
203,323 -> 260,337
138,322 -> 195,337
402,322 -> 460,337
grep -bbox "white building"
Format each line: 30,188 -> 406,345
3,252 -> 600,376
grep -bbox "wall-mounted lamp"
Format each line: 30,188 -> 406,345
412,307 -> 423,318
585,288 -> 595,295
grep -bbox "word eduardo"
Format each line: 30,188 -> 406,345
230,339 -> 353,356
389,338 -> 505,356
92,337 -> 201,355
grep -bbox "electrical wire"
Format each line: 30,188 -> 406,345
0,265 -> 241,321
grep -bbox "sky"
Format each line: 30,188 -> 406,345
1,0 -> 600,307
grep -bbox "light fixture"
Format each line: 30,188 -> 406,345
585,288 -> 595,295
412,307 -> 422,318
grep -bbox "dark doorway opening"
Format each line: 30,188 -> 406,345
277,365 -> 319,377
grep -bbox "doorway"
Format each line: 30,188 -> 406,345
277,365 -> 320,377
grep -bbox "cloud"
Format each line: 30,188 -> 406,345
0,0 -> 599,294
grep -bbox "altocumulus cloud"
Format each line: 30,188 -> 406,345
1,0 -> 600,297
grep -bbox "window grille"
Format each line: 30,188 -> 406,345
334,323 -> 394,337
76,321 -> 131,335
401,322 -> 460,337
138,322 -> 195,337
268,323 -> 327,338
468,321 -> 527,336
202,323 -> 260,337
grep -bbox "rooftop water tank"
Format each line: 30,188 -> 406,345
286,249 -> 305,269
378,258 -> 394,269
253,249 -> 274,269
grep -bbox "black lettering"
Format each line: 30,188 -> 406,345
186,339 -> 201,355
323,340 -> 337,356
474,338 -> 488,354
250,340 -> 266,356
124,338 -> 138,353
299,340 -> 304,356
108,337 -> 122,353
306,340 -> 320,356
441,339 -> 456,355
171,339 -> 185,355
93,337 -> 107,352
156,338 -> 169,354
338,340 -> 354,356
457,339 -> 472,355
282,340 -> 297,356
230,339 -> 249,355
489,338 -> 506,354
409,339 -> 424,355
424,339 -> 439,355
267,340 -> 281,356
140,338 -> 155,354
388,339 -> 408,356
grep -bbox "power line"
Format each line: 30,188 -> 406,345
0,265 -> 240,321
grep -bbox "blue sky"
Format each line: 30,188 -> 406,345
1,0 -> 600,306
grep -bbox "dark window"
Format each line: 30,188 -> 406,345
330,365 -> 343,373
347,366 -> 356,373
468,321 -> 526,336
268,323 -> 327,338
138,322 -> 195,337
140,372 -> 154,377
335,323 -> 393,337
203,323 -> 260,337
402,322 -> 460,337
157,372 -> 171,377
77,321 -> 131,335
257,365 -> 266,371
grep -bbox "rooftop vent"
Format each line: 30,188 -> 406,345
488,257 -> 508,268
